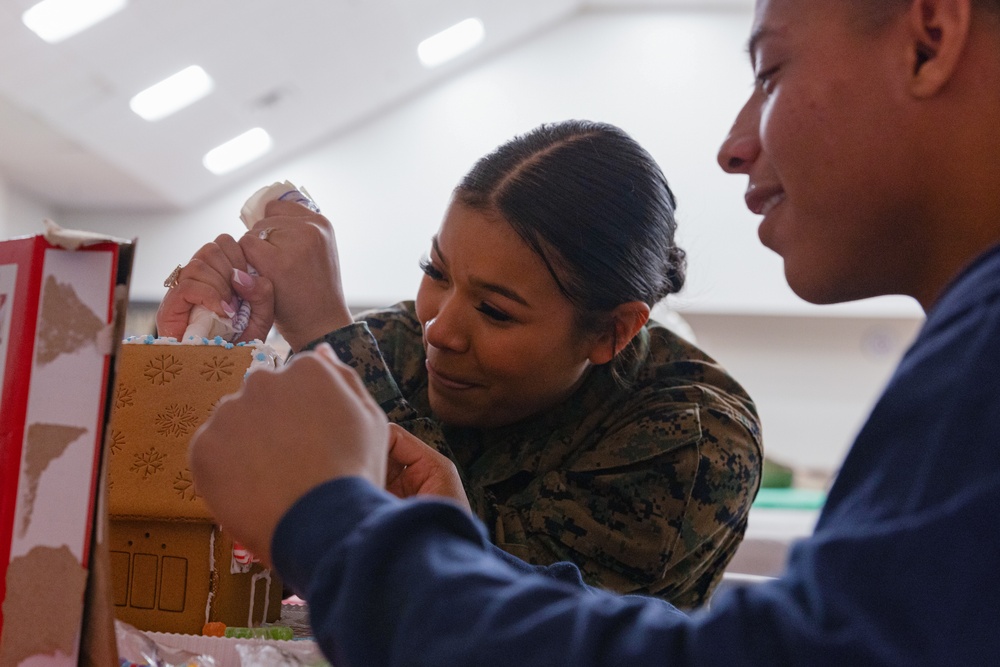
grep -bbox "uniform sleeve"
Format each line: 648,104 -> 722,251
302,306 -> 459,462
489,382 -> 762,608
307,320 -> 410,415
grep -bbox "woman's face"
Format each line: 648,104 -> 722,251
415,200 -> 601,429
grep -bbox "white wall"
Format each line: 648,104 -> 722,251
54,9 -> 920,318
682,313 -> 921,473
19,8 -> 927,475
0,178 -> 53,239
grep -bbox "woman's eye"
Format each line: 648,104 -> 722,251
419,257 -> 445,281
476,303 -> 513,322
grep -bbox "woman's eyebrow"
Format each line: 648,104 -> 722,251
471,277 -> 530,307
432,236 -> 446,264
433,237 -> 530,307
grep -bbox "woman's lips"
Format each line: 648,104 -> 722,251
426,360 -> 477,390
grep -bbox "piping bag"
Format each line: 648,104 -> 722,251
180,181 -> 320,342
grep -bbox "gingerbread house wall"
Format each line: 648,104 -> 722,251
110,520 -> 281,635
110,520 -> 212,635
107,343 -> 282,635
211,526 -> 282,630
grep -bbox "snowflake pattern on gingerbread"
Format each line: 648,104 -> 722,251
200,355 -> 236,382
115,384 -> 135,409
109,429 -> 125,455
130,446 -> 166,479
144,353 -> 183,385
174,469 -> 200,501
155,403 -> 199,437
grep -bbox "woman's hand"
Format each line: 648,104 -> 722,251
156,234 -> 276,342
239,199 -> 354,352
386,424 -> 471,512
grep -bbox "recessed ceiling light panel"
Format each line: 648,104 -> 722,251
417,18 -> 485,68
22,0 -> 127,44
203,128 -> 273,175
129,66 -> 214,122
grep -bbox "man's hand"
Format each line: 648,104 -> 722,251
188,344 -> 389,565
386,424 -> 471,513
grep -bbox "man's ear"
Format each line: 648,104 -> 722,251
906,0 -> 972,97
587,301 -> 650,365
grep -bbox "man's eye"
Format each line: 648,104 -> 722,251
755,65 -> 779,93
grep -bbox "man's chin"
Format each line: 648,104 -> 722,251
785,268 -> 872,307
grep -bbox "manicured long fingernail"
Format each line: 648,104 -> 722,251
221,300 -> 237,318
233,268 -> 255,287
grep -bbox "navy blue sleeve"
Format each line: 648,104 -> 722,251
271,478 -> 693,667
271,474 -> 1000,667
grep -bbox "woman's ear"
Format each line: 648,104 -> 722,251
587,301 -> 650,365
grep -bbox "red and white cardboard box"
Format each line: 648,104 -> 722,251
0,222 -> 133,666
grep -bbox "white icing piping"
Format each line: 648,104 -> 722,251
205,528 -> 216,625
122,335 -> 281,371
248,570 -> 273,627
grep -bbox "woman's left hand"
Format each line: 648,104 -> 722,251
386,424 -> 471,512
239,199 -> 354,352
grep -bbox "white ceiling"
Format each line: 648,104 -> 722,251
0,0 -> 751,213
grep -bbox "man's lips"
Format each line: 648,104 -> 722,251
426,361 -> 477,390
745,184 -> 786,215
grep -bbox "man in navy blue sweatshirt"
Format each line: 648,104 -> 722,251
189,0 -> 1000,664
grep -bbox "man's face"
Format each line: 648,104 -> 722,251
718,0 -> 926,305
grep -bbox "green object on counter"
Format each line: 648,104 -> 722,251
753,487 -> 827,510
224,625 -> 294,640
760,457 -> 794,488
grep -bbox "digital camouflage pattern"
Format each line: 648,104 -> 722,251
311,301 -> 762,608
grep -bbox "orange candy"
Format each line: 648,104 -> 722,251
202,621 -> 227,637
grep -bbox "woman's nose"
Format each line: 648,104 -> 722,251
423,301 -> 469,354
718,96 -> 761,175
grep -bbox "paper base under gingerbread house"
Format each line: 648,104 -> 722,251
106,339 -> 283,636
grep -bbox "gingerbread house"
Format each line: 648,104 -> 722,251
106,339 -> 283,635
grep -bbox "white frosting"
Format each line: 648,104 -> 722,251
248,570 -> 273,627
122,335 -> 282,375
240,181 -> 318,227
183,306 -> 236,341
205,528 -> 216,626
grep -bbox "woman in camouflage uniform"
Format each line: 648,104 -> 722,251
159,120 -> 762,608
